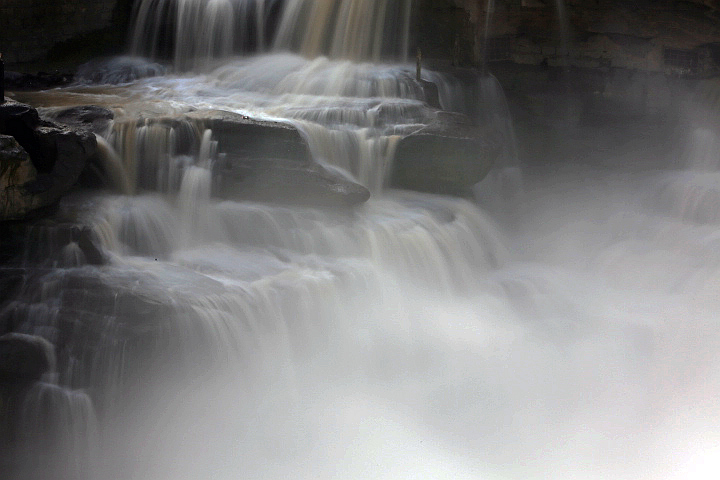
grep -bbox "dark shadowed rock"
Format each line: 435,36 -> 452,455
75,56 -> 167,85
3,71 -> 74,91
45,105 -> 115,136
0,268 -> 25,307
0,135 -> 40,221
216,156 -> 370,207
0,333 -> 55,383
390,111 -> 496,195
1,100 -> 97,221
33,125 -> 97,193
184,110 -> 369,205
185,110 -> 312,163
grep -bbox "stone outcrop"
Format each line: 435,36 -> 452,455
0,333 -> 55,383
415,0 -> 720,76
46,105 -> 115,136
391,110 -> 497,195
186,110 -> 372,206
2,71 -> 74,91
186,110 -> 313,164
0,135 -> 40,220
0,100 -> 98,221
74,56 -> 167,85
216,156 -> 371,207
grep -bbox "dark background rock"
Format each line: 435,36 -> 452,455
0,0 -> 134,71
3,71 -> 74,91
419,0 -> 720,76
0,333 -> 55,383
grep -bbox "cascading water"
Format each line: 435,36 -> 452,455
130,0 -> 412,68
3,1 -> 720,480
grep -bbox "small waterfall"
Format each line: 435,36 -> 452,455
273,0 -> 413,61
177,165 -> 214,247
653,126 -> 720,224
682,127 -> 720,171
107,117 -> 204,194
0,333 -> 98,480
94,135 -> 132,194
130,0 -> 413,68
16,383 -> 99,479
129,0 -> 277,69
427,69 -> 522,214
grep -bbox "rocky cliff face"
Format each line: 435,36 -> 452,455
419,0 -> 720,75
0,0 -> 134,69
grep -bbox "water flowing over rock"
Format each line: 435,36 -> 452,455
184,109 -> 312,164
0,332 -> 99,480
273,0 -> 413,61
129,0 -> 413,68
8,1 -> 720,479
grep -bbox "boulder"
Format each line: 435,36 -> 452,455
186,110 -> 370,206
215,156 -> 371,207
185,109 -> 312,163
390,111 -> 497,196
33,125 -> 97,194
0,135 -> 41,221
44,105 -> 115,136
0,333 -> 55,384
0,100 -> 98,221
75,56 -> 166,85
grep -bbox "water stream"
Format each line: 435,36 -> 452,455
2,1 -> 720,479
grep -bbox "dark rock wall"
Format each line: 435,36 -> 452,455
0,0 -> 134,69
420,0 -> 720,75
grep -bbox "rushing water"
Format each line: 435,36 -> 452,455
3,1 -> 720,479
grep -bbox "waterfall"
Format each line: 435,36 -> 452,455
129,0 -> 277,69
130,0 -> 413,68
273,0 -> 413,61
4,1 -> 720,479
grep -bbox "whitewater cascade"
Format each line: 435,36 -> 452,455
3,1 -> 720,480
